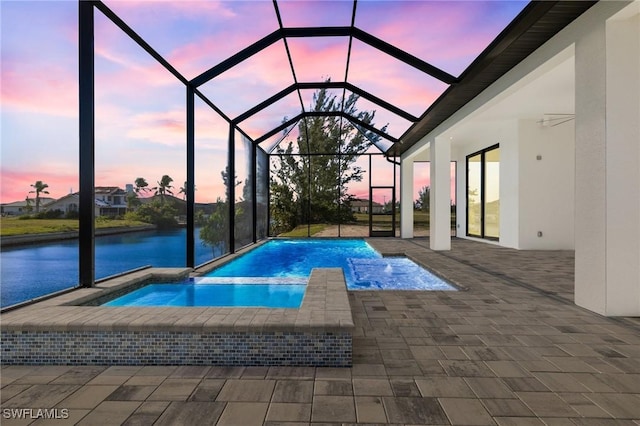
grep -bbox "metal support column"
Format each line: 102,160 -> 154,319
186,85 -> 195,267
251,143 -> 257,243
266,154 -> 271,237
228,125 -> 235,253
79,1 -> 95,288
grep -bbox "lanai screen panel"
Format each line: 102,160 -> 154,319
263,122 -> 301,154
94,8 -> 187,271
308,153 -> 342,225
194,96 -> 230,263
287,37 -> 350,84
198,40 -> 294,119
300,89 -> 345,115
241,91 -> 302,141
277,0 -> 354,27
234,130 -> 254,249
269,153 -> 312,236
350,155 -> 371,205
348,39 -> 449,118
102,0 -> 279,80
0,1 -> 80,307
348,94 -> 412,141
256,148 -> 269,240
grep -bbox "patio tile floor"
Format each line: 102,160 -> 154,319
2,237 -> 640,425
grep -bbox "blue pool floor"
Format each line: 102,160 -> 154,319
104,282 -> 306,308
207,239 -> 457,291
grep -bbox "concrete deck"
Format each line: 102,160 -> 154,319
2,237 -> 640,425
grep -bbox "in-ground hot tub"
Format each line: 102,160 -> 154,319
0,263 -> 353,366
101,278 -> 307,308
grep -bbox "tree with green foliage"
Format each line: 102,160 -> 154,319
199,197 -> 229,255
416,185 -> 430,212
179,181 -> 187,200
24,196 -> 33,213
134,177 -> 149,196
152,175 -> 174,203
126,192 -> 141,211
270,84 -> 384,233
178,181 -> 196,200
29,181 -> 49,213
198,166 -> 252,255
125,199 -> 178,228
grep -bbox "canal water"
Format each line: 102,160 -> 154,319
0,228 -> 222,307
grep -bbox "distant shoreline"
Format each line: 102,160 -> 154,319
0,225 -> 156,248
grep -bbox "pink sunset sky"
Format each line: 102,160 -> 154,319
0,0 -> 527,205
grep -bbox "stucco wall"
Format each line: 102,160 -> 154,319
518,119 -> 575,249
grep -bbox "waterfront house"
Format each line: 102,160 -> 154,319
44,187 -> 128,218
350,199 -> 383,214
0,198 -> 55,216
94,187 -> 128,217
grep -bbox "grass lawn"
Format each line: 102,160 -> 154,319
0,217 -> 150,237
279,224 -> 327,237
354,211 -> 456,228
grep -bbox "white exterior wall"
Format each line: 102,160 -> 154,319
604,6 -> 640,316
400,153 -> 415,238
574,10 -> 608,315
429,136 -> 451,250
499,122 -> 520,249
574,2 -> 640,316
452,118 -> 574,250
452,121 -> 519,248
518,119 -> 575,249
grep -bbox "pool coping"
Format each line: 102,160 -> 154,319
0,266 -> 354,334
1,252 -> 354,366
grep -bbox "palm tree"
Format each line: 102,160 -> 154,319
29,181 -> 49,213
153,175 -> 174,203
178,181 -> 195,200
134,177 -> 149,196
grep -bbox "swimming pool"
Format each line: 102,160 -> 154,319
102,239 -> 455,307
207,239 -> 456,291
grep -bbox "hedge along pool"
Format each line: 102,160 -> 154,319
206,239 -> 457,291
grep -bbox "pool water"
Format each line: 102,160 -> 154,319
104,281 -> 305,308
103,239 -> 455,307
208,239 -> 456,291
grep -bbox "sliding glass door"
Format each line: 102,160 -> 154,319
466,145 -> 500,240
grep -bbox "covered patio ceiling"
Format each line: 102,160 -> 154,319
93,0 -> 595,157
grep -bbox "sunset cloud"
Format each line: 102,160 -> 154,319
356,1 -> 528,76
198,40 -> 295,118
348,39 -> 449,116
287,37 -> 350,83
1,169 -> 79,203
277,0 -> 354,28
241,92 -> 302,140
103,0 -> 279,79
1,66 -> 79,117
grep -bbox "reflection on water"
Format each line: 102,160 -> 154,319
0,228 -> 221,307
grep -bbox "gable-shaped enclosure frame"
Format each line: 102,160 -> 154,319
78,0 -> 596,287
77,0 -> 450,287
